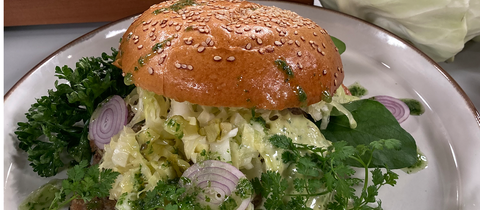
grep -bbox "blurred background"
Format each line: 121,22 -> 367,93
4,0 -> 480,110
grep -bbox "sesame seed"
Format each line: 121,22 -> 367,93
236,24 -> 241,28
151,36 -> 156,41
322,43 -> 326,48
201,42 -> 208,47
255,28 -> 262,32
337,67 -> 341,71
298,63 -> 303,69
213,56 -> 222,61
181,64 -> 187,69
340,67 -> 343,73
335,47 -> 339,52
266,45 -> 274,52
281,38 -> 286,44
313,32 -> 317,36
246,43 -> 252,50
323,69 -> 327,75
149,32 -> 154,37
152,21 -> 158,26
257,38 -> 263,45
301,36 -> 305,41
317,47 -> 322,53
157,48 -> 164,54
297,51 -> 302,57
146,19 -> 151,24
137,45 -> 143,49
309,40 -> 314,44
158,57 -> 165,65
193,43 -> 200,48
142,21 -> 148,25
226,27 -> 233,32
251,34 -> 256,39
244,27 -> 251,31
206,37 -> 212,44
198,46 -> 205,52
288,40 -> 294,45
294,31 -> 298,35
166,41 -> 171,46
334,72 -> 338,78
143,27 -> 148,31
134,39 -> 139,44
258,48 -> 266,54
276,27 -> 281,32
334,79 -> 337,86
151,28 -> 156,32
209,41 -> 214,46
175,63 -> 181,68
295,40 -> 300,47
274,41 -> 282,46
148,67 -> 154,75
321,51 -> 326,56
176,26 -> 181,31
187,65 -> 193,70
199,28 -> 205,33
227,56 -> 235,62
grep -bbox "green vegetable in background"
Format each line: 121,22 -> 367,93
319,99 -> 418,169
15,48 -> 135,177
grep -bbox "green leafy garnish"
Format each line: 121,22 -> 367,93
153,0 -> 197,14
253,135 -> 400,210
274,59 -> 294,81
15,48 -> 134,177
320,99 -> 418,169
48,160 -> 119,210
330,36 -> 346,55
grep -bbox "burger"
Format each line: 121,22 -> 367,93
85,0 -> 371,209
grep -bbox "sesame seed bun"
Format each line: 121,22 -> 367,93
114,0 -> 344,110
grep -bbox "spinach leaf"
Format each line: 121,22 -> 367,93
319,99 -> 418,169
330,36 -> 346,55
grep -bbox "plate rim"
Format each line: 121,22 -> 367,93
5,1 -> 479,126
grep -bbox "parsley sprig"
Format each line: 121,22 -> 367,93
252,134 -> 401,210
15,48 -> 134,177
48,160 -> 119,210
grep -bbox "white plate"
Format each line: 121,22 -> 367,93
4,1 -> 480,209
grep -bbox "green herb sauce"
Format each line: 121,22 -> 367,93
400,98 -> 425,116
19,179 -> 62,210
153,0 -> 197,14
295,86 -> 307,104
348,82 -> 368,97
152,37 -> 173,52
274,59 -> 294,81
124,73 -> 134,86
402,149 -> 428,174
322,90 -> 332,103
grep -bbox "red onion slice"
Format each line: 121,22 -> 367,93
180,160 -> 252,210
371,95 -> 410,123
88,95 -> 128,149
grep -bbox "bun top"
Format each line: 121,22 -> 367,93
114,0 -> 344,110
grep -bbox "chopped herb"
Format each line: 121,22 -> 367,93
185,26 -> 194,31
235,178 -> 253,199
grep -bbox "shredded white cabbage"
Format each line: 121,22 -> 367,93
100,86 -> 358,209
